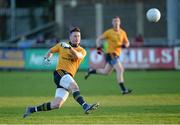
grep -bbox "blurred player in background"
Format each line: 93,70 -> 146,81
85,16 -> 132,95
23,27 -> 99,118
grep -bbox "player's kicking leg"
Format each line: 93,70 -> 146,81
60,74 -> 100,114
84,103 -> 99,114
72,90 -> 99,114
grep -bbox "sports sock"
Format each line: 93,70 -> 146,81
119,82 -> 126,92
89,69 -> 96,74
73,91 -> 88,109
36,102 -> 52,112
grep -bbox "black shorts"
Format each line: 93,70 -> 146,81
105,53 -> 119,66
53,70 -> 71,90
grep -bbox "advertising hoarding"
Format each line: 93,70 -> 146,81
174,47 -> 180,69
25,48 -> 89,70
89,48 -> 174,69
0,49 -> 24,69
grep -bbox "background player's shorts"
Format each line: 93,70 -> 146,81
106,53 -> 119,66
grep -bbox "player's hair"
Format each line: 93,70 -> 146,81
113,16 -> 120,19
114,16 -> 119,18
70,27 -> 80,34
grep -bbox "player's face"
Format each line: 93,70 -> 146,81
70,31 -> 81,46
112,18 -> 121,28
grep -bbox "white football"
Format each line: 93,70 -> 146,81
146,8 -> 161,22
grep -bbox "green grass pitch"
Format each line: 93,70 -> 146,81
0,70 -> 180,124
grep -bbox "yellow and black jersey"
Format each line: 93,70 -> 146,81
50,43 -> 86,77
103,28 -> 129,56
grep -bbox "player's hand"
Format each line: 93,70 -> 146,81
43,57 -> 51,65
97,47 -> 103,54
118,45 -> 127,48
61,42 -> 71,49
121,45 -> 126,48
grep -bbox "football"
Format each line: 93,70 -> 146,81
146,8 -> 161,22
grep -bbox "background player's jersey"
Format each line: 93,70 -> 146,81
50,43 -> 86,77
103,28 -> 129,56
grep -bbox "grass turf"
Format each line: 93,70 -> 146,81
0,70 -> 180,124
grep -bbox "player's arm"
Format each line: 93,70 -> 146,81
96,34 -> 106,54
118,31 -> 130,48
123,32 -> 130,48
44,43 -> 60,61
96,34 -> 106,48
44,49 -> 53,61
123,40 -> 129,48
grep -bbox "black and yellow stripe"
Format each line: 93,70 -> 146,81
37,102 -> 51,112
57,69 -> 73,77
73,91 -> 85,106
57,70 -> 65,77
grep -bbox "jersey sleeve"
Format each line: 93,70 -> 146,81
50,43 -> 61,53
77,48 -> 86,60
82,48 -> 87,58
102,30 -> 110,39
123,31 -> 129,44
78,48 -> 86,62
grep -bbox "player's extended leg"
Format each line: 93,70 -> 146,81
23,88 -> 69,118
68,79 -> 99,114
85,63 -> 113,79
113,61 -> 132,95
